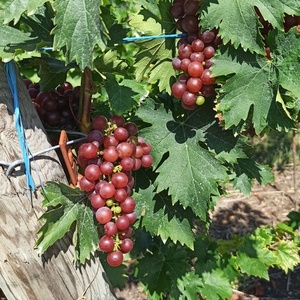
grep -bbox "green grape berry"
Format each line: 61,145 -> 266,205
106,199 -> 114,207
196,95 -> 205,106
114,206 -> 122,214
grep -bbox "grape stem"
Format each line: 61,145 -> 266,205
79,67 -> 97,133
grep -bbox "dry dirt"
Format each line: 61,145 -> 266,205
114,166 -> 300,300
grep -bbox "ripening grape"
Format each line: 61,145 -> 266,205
72,114 -> 154,267
187,77 -> 203,93
170,0 -> 219,110
201,69 -> 216,85
107,250 -> 123,267
120,238 -> 134,253
99,236 -> 114,252
172,82 -> 187,98
120,197 -> 136,214
96,207 -> 113,224
24,81 -> 80,129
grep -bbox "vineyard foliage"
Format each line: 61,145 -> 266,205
1,0 -> 300,299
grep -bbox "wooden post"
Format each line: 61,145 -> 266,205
0,62 -> 116,300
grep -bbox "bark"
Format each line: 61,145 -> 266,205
0,62 -> 116,300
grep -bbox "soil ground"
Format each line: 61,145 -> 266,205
114,166 -> 300,300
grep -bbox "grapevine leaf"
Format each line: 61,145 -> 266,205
177,272 -> 203,300
274,241 -> 300,273
75,206 -> 99,263
138,0 -> 160,17
0,24 -> 38,54
130,4 -> 176,93
134,38 -> 174,93
18,57 -> 76,90
137,101 -> 228,220
232,159 -> 274,195
267,29 -> 300,99
233,173 -> 252,196
204,122 -> 274,192
200,0 -> 300,54
37,58 -> 75,91
134,169 -> 195,249
236,238 -> 277,279
148,60 -> 176,95
0,0 -> 48,24
93,50 -> 128,74
52,0 -> 108,69
200,270 -> 232,300
200,0 -> 264,54
103,74 -> 141,114
213,31 -> 300,133
137,245 -> 189,296
20,4 -> 54,44
36,182 -> 98,264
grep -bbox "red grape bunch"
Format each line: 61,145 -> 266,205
23,79 -> 80,129
169,0 -> 220,110
77,114 -> 153,267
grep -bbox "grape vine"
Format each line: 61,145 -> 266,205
1,0 -> 300,299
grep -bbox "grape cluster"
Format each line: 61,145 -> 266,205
169,0 -> 219,110
23,79 -> 79,129
77,114 -> 153,267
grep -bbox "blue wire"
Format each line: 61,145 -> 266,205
122,33 -> 187,42
4,61 -> 35,194
38,33 -> 188,51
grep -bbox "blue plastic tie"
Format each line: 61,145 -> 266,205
38,33 -> 188,51
4,61 -> 35,195
122,33 -> 187,43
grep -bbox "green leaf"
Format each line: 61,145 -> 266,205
200,0 -> 300,54
233,173 -> 252,196
36,182 -> 99,264
267,29 -> 300,99
214,30 -> 300,133
52,0 -> 108,69
177,272 -> 203,300
200,270 -> 232,300
0,24 -> 38,56
94,50 -> 128,74
274,240 -> 300,273
20,4 -> 54,44
137,101 -> 228,220
233,158 -> 274,195
18,57 -> 76,90
103,74 -> 141,114
236,237 -> 277,280
134,38 -> 175,93
148,60 -> 176,94
37,58 -> 75,90
200,0 -> 264,54
137,244 -> 189,296
134,175 -> 195,249
130,4 -> 176,93
0,0 -> 48,24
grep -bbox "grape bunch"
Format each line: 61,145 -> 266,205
77,114 -> 153,267
169,0 -> 220,110
23,79 -> 79,129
